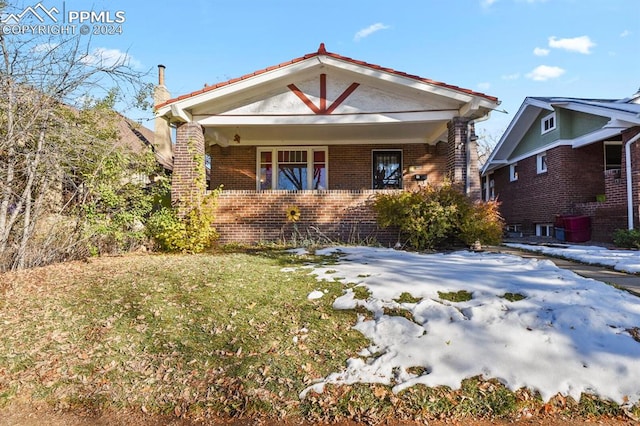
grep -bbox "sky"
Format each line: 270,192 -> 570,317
5,0 -> 640,141
287,245 -> 640,405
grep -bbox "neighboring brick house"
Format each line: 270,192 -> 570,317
481,93 -> 640,242
154,44 -> 501,244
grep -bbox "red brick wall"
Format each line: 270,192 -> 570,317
209,145 -> 256,190
493,143 -> 608,236
212,190 -> 401,245
209,143 -> 449,191
172,122 -> 205,213
573,169 -> 626,242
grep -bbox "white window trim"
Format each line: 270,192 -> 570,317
372,149 -> 403,189
536,152 -> 548,174
536,223 -> 554,237
256,146 -> 328,191
509,163 -> 518,182
541,112 -> 556,135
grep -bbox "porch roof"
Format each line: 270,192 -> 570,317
156,44 -> 501,146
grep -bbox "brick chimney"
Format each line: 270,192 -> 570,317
153,64 -> 173,167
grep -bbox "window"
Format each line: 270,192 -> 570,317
482,175 -> 495,201
509,163 -> 518,182
506,224 -> 522,237
205,154 -> 212,190
258,147 -> 327,190
506,224 -> 522,233
604,142 -> 622,171
373,150 -> 402,189
536,223 -> 553,237
541,112 -> 556,134
537,152 -> 548,174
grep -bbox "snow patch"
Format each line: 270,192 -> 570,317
294,246 -> 640,404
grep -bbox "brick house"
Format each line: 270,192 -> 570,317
481,94 -> 640,242
154,44 -> 501,245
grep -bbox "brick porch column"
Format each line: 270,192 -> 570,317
447,117 -> 481,200
171,121 -> 206,216
466,121 -> 482,201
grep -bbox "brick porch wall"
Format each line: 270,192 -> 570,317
212,190 -> 401,246
574,169 -> 626,242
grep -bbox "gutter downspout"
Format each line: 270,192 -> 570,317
625,132 -> 640,229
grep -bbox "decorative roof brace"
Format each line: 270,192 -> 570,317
287,74 -> 359,115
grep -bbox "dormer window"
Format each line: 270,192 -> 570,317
541,112 -> 556,135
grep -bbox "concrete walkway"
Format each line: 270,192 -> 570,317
487,244 -> 640,297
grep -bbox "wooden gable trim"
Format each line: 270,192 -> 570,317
287,73 -> 360,115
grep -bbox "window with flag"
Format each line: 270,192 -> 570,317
372,150 -> 402,189
258,147 -> 327,190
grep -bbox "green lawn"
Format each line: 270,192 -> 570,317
0,249 -> 634,424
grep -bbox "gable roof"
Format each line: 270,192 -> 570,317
116,115 -> 173,171
156,44 -> 501,146
481,94 -> 640,175
156,43 -> 498,111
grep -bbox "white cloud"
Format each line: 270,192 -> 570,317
501,73 -> 520,80
548,35 -> 595,54
477,82 -> 491,90
620,29 -> 631,38
526,65 -> 565,81
354,23 -> 390,41
533,47 -> 549,56
80,47 -> 142,69
31,42 -> 59,53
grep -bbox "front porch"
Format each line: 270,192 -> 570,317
155,44 -> 501,246
573,168 -> 626,242
212,189 -> 401,245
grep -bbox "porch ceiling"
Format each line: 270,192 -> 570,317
203,120 -> 449,146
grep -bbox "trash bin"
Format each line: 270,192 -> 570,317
555,227 -> 565,241
562,215 -> 591,242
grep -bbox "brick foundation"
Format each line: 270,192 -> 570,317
212,189 -> 401,246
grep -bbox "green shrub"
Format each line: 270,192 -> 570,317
612,228 -> 640,249
147,192 -> 219,253
373,183 -> 503,250
459,199 -> 504,247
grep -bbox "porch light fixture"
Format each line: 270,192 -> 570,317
233,133 -> 241,143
